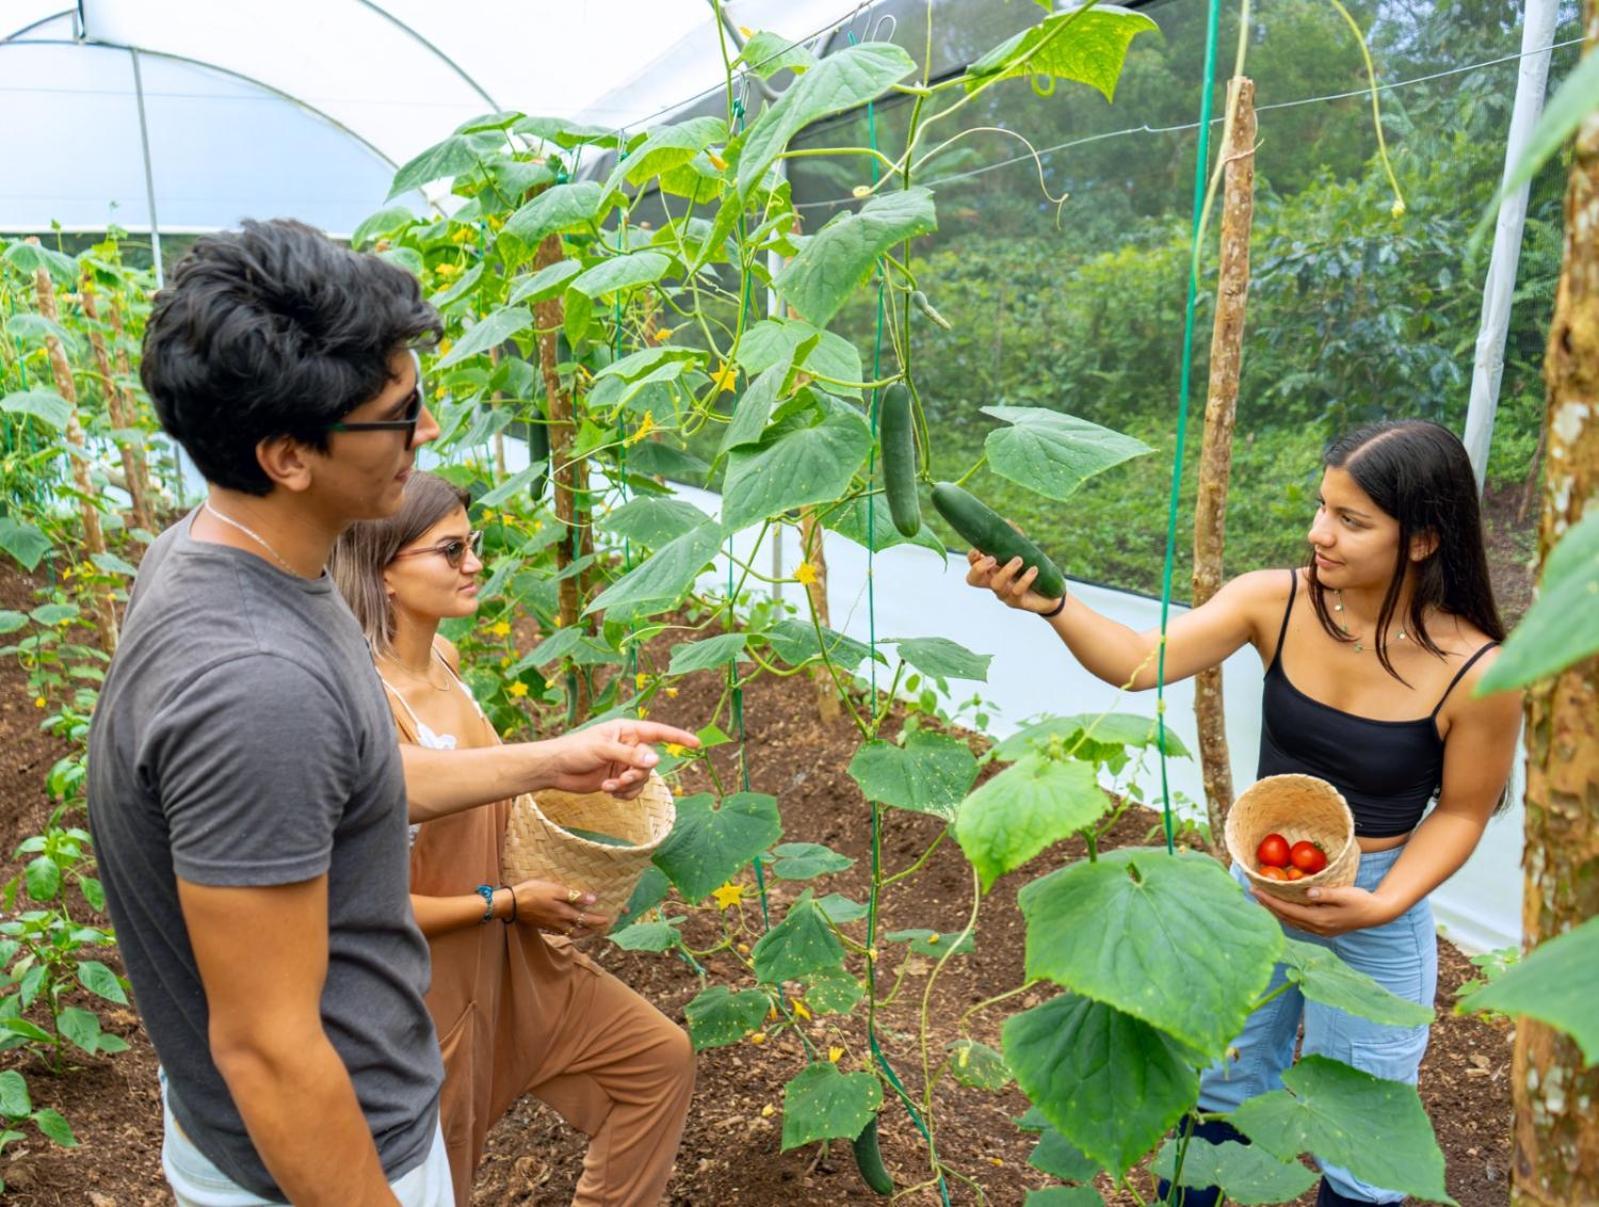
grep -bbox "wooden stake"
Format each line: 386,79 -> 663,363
29,244 -> 118,651
798,508 -> 841,723
107,294 -> 157,522
1191,77 -> 1256,858
1513,11 -> 1599,1197
80,280 -> 154,534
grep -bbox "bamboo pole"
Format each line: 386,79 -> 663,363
1512,7 -> 1599,1197
80,280 -> 154,534
107,294 -> 157,521
798,507 -> 841,723
29,244 -> 118,651
1191,77 -> 1257,857
533,233 -> 591,720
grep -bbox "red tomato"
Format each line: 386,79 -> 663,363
1259,865 -> 1289,882
1290,841 -> 1328,874
1285,866 -> 1306,881
1256,833 -> 1291,869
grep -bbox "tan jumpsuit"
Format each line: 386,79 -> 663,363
385,662 -> 695,1205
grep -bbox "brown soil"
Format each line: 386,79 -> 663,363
0,568 -> 1515,1205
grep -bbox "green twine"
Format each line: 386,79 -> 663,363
1154,0 -> 1225,856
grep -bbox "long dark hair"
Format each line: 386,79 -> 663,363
1307,420 -> 1506,684
329,471 -> 469,656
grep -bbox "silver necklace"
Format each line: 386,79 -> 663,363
1332,588 -> 1407,654
202,500 -> 301,576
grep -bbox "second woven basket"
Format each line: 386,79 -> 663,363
1225,773 -> 1359,904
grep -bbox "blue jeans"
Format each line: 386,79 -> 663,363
1197,845 -> 1437,1203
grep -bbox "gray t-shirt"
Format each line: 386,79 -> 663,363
86,514 -> 441,1199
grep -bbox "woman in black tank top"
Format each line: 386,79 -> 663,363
964,421 -> 1522,1206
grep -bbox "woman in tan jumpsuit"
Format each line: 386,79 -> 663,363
330,472 -> 695,1206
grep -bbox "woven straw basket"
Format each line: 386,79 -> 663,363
1225,773 -> 1359,903
502,771 -> 676,923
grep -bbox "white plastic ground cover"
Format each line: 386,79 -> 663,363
0,0 -> 869,233
166,433 -> 1525,955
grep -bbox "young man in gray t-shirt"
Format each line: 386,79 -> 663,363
88,220 -> 697,1205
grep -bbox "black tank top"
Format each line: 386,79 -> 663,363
1257,570 -> 1496,838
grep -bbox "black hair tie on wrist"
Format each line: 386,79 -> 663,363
499,884 -> 517,924
1041,595 -> 1067,619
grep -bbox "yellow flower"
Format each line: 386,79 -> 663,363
988,1157 -> 1004,1168
712,882 -> 745,910
488,214 -> 505,232
434,262 -> 459,279
828,1046 -> 844,1063
790,998 -> 811,1021
636,706 -> 648,719
710,362 -> 738,393
451,227 -> 473,244
552,616 -> 564,628
508,681 -> 529,698
852,184 -> 872,199
664,742 -> 686,757
738,24 -> 754,37
760,1103 -> 775,1118
490,620 -> 511,637
438,338 -> 453,357
664,687 -> 678,699
737,942 -> 751,955
650,325 -> 675,344
500,655 -> 512,667
635,672 -> 649,689
707,151 -> 728,172
926,933 -> 940,945
794,562 -> 817,586
34,696 -> 46,709
750,1032 -> 767,1045
1391,198 -> 1407,218
625,410 -> 656,446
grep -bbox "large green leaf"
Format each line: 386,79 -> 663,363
883,929 -> 975,957
508,257 -> 583,305
738,43 -> 916,195
0,518 -> 51,571
776,188 -> 937,326
1459,915 -> 1599,1064
608,117 -> 727,191
955,754 -> 1107,890
780,1062 -> 883,1151
0,1069 -> 29,1116
721,397 -> 872,531
31,1108 -> 76,1147
501,182 -> 609,248
652,791 -> 782,903
1281,938 -> 1433,1028
1230,1056 -> 1453,1204
56,1006 -> 105,1055
593,345 -> 698,383
739,30 -> 818,79
1149,1137 -> 1318,1205
1024,1189 -> 1103,1207
437,305 -> 533,369
2,240 -> 78,284
683,984 -> 770,1050
753,889 -> 846,984
584,521 -> 724,619
1018,848 -> 1283,1056
667,633 -> 748,675
612,865 -> 670,932
802,967 -> 865,1014
598,496 -> 713,548
847,731 -> 978,822
24,856 -> 60,902
569,251 -> 672,298
946,1038 -> 1012,1090
769,842 -> 854,880
718,356 -> 792,458
1028,1126 -> 1100,1182
350,204 -> 417,249
1479,510 -> 1599,692
762,617 -> 882,674
737,318 -> 863,399
75,960 -> 127,1005
1,389 -> 71,431
889,636 -> 990,683
609,918 -> 684,952
993,712 -> 1190,763
388,134 -> 483,199
966,5 -> 1158,101
1003,993 -> 1198,1173
822,493 -> 947,556
982,406 -> 1152,502
513,116 -> 623,149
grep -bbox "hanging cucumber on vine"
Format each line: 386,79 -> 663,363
852,1114 -> 894,1196
878,382 -> 922,539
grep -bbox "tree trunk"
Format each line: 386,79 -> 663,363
1512,8 -> 1599,1199
107,295 -> 157,519
533,233 -> 590,720
80,281 -> 154,534
1191,77 -> 1257,859
30,249 -> 118,651
798,508 -> 841,723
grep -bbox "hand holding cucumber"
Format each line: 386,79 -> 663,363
965,549 -> 1062,614
932,482 -> 1066,613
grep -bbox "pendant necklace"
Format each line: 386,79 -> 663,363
1332,588 -> 1407,654
202,500 -> 303,576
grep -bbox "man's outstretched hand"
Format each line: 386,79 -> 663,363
541,719 -> 700,797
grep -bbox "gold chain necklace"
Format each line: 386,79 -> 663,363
379,651 -> 452,693
202,500 -> 302,575
1332,588 -> 1408,655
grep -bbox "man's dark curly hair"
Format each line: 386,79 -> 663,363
141,218 -> 442,496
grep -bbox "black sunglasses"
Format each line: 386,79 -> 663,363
391,529 -> 484,570
327,351 -> 425,448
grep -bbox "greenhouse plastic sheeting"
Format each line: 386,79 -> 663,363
1,0 -> 869,234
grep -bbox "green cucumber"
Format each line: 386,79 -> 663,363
931,482 -> 1066,600
878,384 -> 921,539
527,406 -> 551,504
562,825 -> 633,848
852,1115 -> 893,1196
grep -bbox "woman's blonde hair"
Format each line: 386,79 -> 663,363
329,471 -> 470,656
